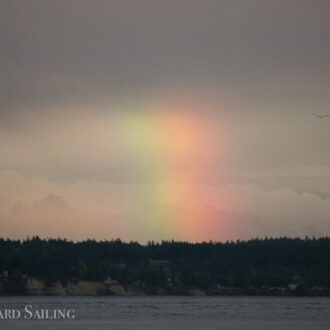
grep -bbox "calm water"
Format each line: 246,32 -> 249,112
0,296 -> 329,329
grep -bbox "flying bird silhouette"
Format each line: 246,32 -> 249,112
313,113 -> 330,119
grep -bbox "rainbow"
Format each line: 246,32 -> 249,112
117,109 -> 203,240
90,102 -> 228,242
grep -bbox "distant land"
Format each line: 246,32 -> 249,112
0,237 -> 329,296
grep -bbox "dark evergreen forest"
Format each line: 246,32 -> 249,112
0,237 -> 329,295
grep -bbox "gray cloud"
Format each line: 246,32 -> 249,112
1,0 -> 329,114
1,1 -> 330,240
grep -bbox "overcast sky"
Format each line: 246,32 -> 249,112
1,0 -> 330,242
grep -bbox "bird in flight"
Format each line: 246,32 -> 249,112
313,113 -> 330,119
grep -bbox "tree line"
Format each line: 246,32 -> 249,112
0,236 -> 329,295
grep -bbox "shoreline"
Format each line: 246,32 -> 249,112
1,277 -> 329,297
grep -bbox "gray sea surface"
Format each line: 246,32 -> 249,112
0,296 -> 329,329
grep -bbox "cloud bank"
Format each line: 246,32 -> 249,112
0,171 -> 329,242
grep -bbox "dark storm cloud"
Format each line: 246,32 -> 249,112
0,0 -> 330,117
